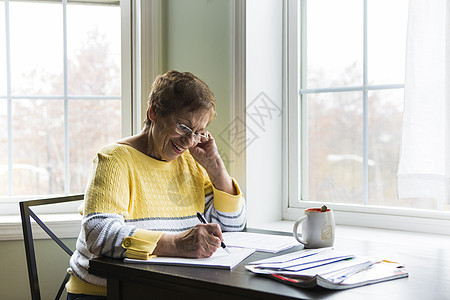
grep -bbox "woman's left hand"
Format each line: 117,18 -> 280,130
189,133 -> 237,195
189,132 -> 221,171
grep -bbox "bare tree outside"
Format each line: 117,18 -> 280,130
306,62 -> 439,210
2,28 -> 121,197
298,0 -> 445,210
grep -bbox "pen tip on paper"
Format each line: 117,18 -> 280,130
225,247 -> 231,254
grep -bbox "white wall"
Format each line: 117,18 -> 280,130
246,0 -> 284,226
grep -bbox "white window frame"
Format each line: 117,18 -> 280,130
0,0 -> 138,216
0,0 -> 161,240
284,0 -> 450,235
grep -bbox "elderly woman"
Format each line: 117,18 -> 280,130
66,70 -> 246,299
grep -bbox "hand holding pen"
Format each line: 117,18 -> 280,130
197,211 -> 231,254
153,214 -> 229,258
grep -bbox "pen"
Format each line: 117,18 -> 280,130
196,211 -> 231,254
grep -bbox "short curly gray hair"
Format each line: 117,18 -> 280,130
145,70 -> 216,126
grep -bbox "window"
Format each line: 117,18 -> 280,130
297,0 -> 409,207
0,0 -> 122,214
287,0 -> 449,229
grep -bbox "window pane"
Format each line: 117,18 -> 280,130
2,2 -> 121,201
69,99 -> 121,193
12,99 -> 65,196
368,0 -> 408,84
0,1 -> 6,96
67,4 -> 121,96
9,2 -> 63,95
306,0 -> 363,89
0,100 -> 7,196
306,92 -> 363,204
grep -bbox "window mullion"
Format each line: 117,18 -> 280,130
300,85 -> 363,94
300,0 -> 307,201
300,84 -> 404,95
5,0 -> 13,197
62,0 -> 70,194
362,0 -> 368,205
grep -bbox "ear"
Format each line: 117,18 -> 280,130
148,105 -> 157,122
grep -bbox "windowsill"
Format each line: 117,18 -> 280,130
2,215 -> 448,247
248,220 -> 449,249
0,213 -> 82,241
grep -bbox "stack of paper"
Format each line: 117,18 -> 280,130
246,248 -> 408,290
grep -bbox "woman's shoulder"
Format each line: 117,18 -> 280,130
98,142 -> 124,154
97,143 -> 134,161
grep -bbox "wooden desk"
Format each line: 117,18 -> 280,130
89,228 -> 450,300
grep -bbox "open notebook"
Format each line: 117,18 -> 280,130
124,247 -> 255,270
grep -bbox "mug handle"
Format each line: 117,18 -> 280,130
293,215 -> 308,245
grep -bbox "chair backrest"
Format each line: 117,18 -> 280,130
19,194 -> 84,300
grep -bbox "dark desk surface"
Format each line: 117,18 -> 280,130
90,228 -> 450,300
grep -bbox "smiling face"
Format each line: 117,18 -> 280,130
149,106 -> 210,161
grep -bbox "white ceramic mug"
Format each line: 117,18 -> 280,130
293,206 -> 335,248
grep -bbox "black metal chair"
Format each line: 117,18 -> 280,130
19,194 -> 84,300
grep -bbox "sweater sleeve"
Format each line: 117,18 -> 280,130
204,177 -> 247,232
83,150 -> 130,216
81,148 -> 163,259
121,229 -> 164,259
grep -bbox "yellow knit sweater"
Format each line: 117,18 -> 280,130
67,143 -> 246,296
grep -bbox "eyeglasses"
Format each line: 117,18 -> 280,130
174,118 -> 208,143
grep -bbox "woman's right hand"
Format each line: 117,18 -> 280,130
153,223 -> 224,258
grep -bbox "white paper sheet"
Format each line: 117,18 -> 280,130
124,247 -> 255,270
222,232 -> 299,253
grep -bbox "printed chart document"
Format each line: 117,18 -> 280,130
124,247 -> 255,270
222,232 -> 299,253
246,248 -> 408,290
